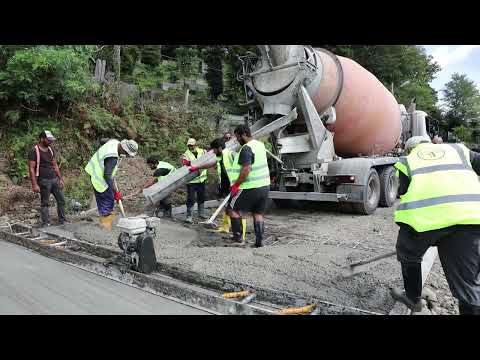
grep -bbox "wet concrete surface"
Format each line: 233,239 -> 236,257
0,240 -> 208,315
60,203 -> 404,314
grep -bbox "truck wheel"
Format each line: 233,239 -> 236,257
353,168 -> 380,215
379,166 -> 398,207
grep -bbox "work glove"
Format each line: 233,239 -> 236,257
189,166 -> 199,173
230,182 -> 240,197
114,191 -> 122,201
182,159 -> 191,166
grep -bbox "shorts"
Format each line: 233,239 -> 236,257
228,186 -> 269,215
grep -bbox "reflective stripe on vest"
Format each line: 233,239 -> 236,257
217,148 -> 236,183
230,139 -> 270,190
184,148 -> 207,184
84,139 -> 120,193
156,161 -> 175,182
394,143 -> 480,232
34,145 -> 54,177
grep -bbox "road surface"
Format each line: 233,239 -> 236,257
0,240 -> 209,315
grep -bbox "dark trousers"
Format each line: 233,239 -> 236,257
94,187 -> 115,216
397,224 -> 480,310
39,177 -> 65,225
186,183 -> 205,208
156,196 -> 172,213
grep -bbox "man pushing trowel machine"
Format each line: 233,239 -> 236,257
83,138 -> 158,274
84,138 -> 138,230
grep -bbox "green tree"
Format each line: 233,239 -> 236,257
443,73 -> 480,130
452,125 -> 473,143
201,46 -> 224,100
175,46 -> 200,80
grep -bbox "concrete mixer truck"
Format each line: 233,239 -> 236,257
143,45 -> 431,215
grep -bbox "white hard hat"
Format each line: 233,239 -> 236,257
120,139 -> 138,157
405,136 -> 431,152
187,138 -> 197,146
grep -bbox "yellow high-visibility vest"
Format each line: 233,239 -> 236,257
230,140 -> 270,190
183,148 -> 207,184
394,142 -> 480,232
85,139 -> 119,193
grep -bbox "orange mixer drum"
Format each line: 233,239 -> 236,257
311,51 -> 402,157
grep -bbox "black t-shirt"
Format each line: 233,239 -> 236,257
27,146 -> 56,179
238,145 -> 255,166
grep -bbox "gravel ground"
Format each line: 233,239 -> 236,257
51,201 -> 461,315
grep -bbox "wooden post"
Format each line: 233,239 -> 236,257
184,85 -> 190,110
114,45 -> 121,84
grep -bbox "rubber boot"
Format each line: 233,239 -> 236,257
391,288 -> 424,313
185,207 -> 193,224
391,262 -> 423,312
215,213 -> 231,233
242,219 -> 247,241
226,218 -> 245,247
163,204 -> 173,219
253,221 -> 265,248
99,214 -> 116,231
198,203 -> 208,220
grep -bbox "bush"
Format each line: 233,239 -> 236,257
453,125 -> 473,143
0,46 -> 98,111
63,171 -> 92,211
79,103 -> 122,136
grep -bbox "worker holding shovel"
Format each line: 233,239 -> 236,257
84,139 -> 138,230
189,137 -> 246,241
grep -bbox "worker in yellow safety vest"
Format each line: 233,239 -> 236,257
188,137 -> 247,241
226,125 -> 271,248
139,156 -> 176,218
84,139 -> 138,229
391,136 -> 480,315
182,138 -> 208,223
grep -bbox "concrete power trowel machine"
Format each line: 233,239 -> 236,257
115,217 -> 157,274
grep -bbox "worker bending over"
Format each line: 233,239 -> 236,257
28,130 -> 66,227
189,138 -> 246,240
392,136 -> 480,315
182,138 -> 208,223
141,156 -> 176,218
227,125 -> 270,248
85,138 -> 138,229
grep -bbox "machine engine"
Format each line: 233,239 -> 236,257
116,217 -> 157,274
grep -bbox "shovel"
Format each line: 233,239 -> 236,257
114,178 -> 126,218
201,194 -> 231,229
342,250 -> 396,278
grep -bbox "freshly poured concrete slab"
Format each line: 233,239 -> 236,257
0,240 -> 208,315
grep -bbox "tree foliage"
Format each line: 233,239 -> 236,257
0,46 -> 97,114
202,46 -> 224,100
442,73 -> 480,130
